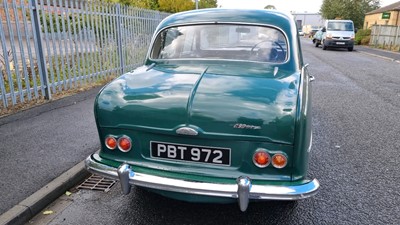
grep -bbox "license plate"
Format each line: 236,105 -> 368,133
336,42 -> 345,45
150,141 -> 231,166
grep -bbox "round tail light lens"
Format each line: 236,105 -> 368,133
105,136 -> 117,150
272,154 -> 287,169
253,150 -> 270,168
118,136 -> 132,152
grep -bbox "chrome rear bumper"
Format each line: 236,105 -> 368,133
85,154 -> 319,212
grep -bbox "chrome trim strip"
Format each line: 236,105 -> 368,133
273,66 -> 279,76
308,132 -> 313,153
85,154 -> 319,211
101,124 -> 288,145
301,63 -> 309,75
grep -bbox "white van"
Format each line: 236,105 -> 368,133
321,20 -> 355,51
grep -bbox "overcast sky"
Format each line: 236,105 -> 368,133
217,0 -> 399,13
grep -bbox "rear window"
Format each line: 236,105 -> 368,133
150,24 -> 288,63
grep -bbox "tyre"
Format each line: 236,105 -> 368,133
315,41 -> 319,47
348,47 -> 353,51
322,40 -> 327,50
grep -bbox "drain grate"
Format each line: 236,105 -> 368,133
77,174 -> 117,192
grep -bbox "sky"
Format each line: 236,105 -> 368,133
217,0 -> 400,13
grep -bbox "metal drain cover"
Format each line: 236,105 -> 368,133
77,174 -> 117,192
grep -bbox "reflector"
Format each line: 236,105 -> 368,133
272,154 -> 287,168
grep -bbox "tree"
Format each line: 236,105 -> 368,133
106,0 -> 159,10
198,0 -> 218,9
264,5 -> 276,10
158,0 -> 195,13
320,0 -> 380,28
105,0 -> 216,12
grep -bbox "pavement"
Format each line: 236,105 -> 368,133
0,45 -> 399,225
355,45 -> 400,63
0,86 -> 102,225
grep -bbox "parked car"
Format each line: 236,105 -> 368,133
313,28 -> 324,47
85,8 -> 319,212
309,28 -> 320,38
298,29 -> 305,36
320,20 -> 356,51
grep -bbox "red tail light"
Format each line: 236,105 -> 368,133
105,136 -> 117,150
253,150 -> 270,168
118,136 -> 132,152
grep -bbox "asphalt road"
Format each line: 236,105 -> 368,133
27,39 -> 400,224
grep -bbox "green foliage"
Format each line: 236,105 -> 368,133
39,12 -> 85,35
113,0 -> 159,10
355,29 -> 371,45
107,0 -> 217,12
104,0 -> 217,12
1,63 -> 41,93
320,0 -> 380,28
40,13 -> 60,33
40,9 -> 113,49
158,0 -> 195,13
198,0 -> 217,9
264,5 -> 276,10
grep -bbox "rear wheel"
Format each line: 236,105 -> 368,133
315,41 -> 319,47
348,47 -> 353,51
322,40 -> 327,50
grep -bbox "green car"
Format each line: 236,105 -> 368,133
85,8 -> 319,212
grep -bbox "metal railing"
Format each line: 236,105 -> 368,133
0,0 -> 169,109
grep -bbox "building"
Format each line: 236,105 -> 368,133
364,1 -> 400,29
291,13 -> 325,34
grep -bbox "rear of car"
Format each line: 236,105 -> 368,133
85,9 -> 319,212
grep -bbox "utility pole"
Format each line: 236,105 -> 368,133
196,0 -> 198,9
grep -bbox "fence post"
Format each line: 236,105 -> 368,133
372,26 -> 378,48
31,0 -> 51,100
115,4 -> 125,75
0,15 -> 12,106
395,25 -> 400,52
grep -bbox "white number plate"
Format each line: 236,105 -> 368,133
336,42 -> 345,45
150,141 -> 231,166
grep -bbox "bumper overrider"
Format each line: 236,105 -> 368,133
85,153 -> 320,212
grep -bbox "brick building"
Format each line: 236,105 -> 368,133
364,1 -> 400,29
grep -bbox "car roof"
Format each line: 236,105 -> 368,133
148,8 -> 303,71
156,8 -> 295,34
326,19 -> 353,23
